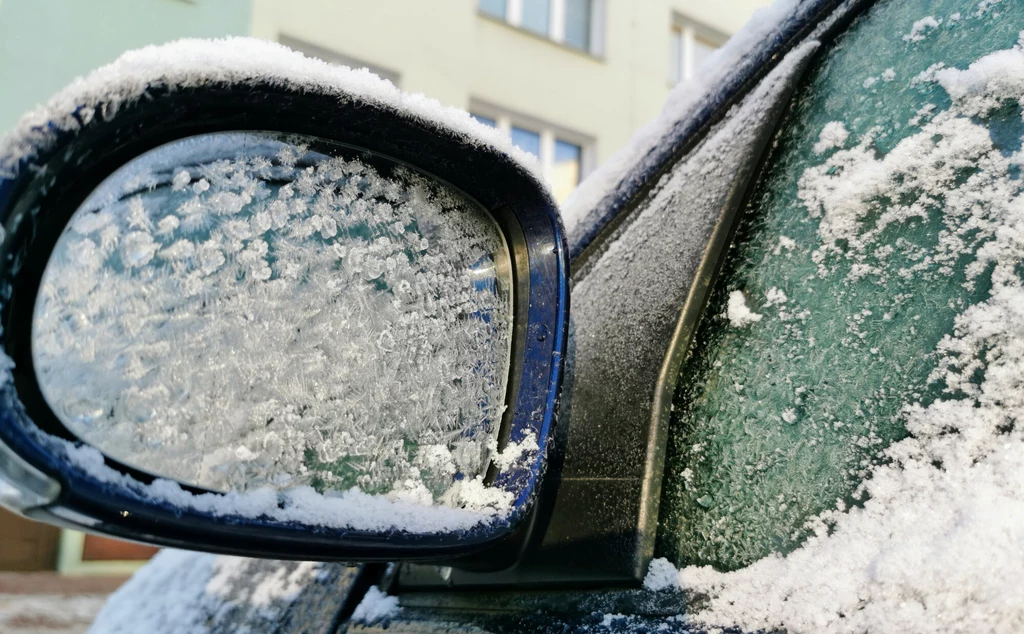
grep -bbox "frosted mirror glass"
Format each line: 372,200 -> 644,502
31,132 -> 513,507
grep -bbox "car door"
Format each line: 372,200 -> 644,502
86,0 -> 1024,632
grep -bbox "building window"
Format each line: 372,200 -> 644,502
479,0 -> 507,19
479,0 -> 604,56
669,17 -> 728,84
521,0 -> 551,36
278,35 -> 401,86
553,139 -> 582,201
471,114 -> 498,127
563,0 -> 592,50
471,100 -> 593,203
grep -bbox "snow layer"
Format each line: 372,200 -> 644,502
88,550 -> 353,634
351,586 -> 400,624
0,37 -> 546,187
63,442 -> 494,532
674,31 -> 1024,634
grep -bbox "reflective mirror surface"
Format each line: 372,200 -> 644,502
32,132 -> 513,506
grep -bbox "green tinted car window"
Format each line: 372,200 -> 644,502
658,0 -> 1024,570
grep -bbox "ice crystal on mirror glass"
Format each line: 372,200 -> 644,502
31,132 -> 513,510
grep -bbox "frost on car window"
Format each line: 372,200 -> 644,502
31,132 -> 513,509
657,0 -> 1024,631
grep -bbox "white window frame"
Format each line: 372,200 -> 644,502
484,0 -> 606,56
670,15 -> 728,84
469,99 -> 596,193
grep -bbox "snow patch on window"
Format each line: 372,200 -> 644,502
933,37 -> 1024,116
812,121 -> 850,155
975,0 -> 1003,18
903,16 -> 941,43
351,586 -> 400,624
726,291 -> 762,327
764,287 -> 788,307
773,235 -> 797,255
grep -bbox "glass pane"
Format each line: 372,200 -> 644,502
33,132 -> 513,505
669,28 -> 682,84
691,36 -> 718,76
471,113 -> 497,128
511,126 -> 541,158
479,0 -> 506,19
659,0 -> 1024,571
551,139 -> 582,202
521,0 -> 551,37
563,0 -> 591,51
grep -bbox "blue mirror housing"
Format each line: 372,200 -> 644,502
0,39 -> 568,566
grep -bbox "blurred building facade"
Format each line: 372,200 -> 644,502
0,0 -> 766,573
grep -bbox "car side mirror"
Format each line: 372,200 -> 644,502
0,38 -> 567,565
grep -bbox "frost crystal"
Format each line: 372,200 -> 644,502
903,16 -> 941,42
773,235 -> 797,255
764,287 -> 788,307
33,132 -> 515,512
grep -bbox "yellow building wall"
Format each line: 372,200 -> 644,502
249,0 -> 770,169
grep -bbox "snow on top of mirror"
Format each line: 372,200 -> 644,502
0,36 -> 547,191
